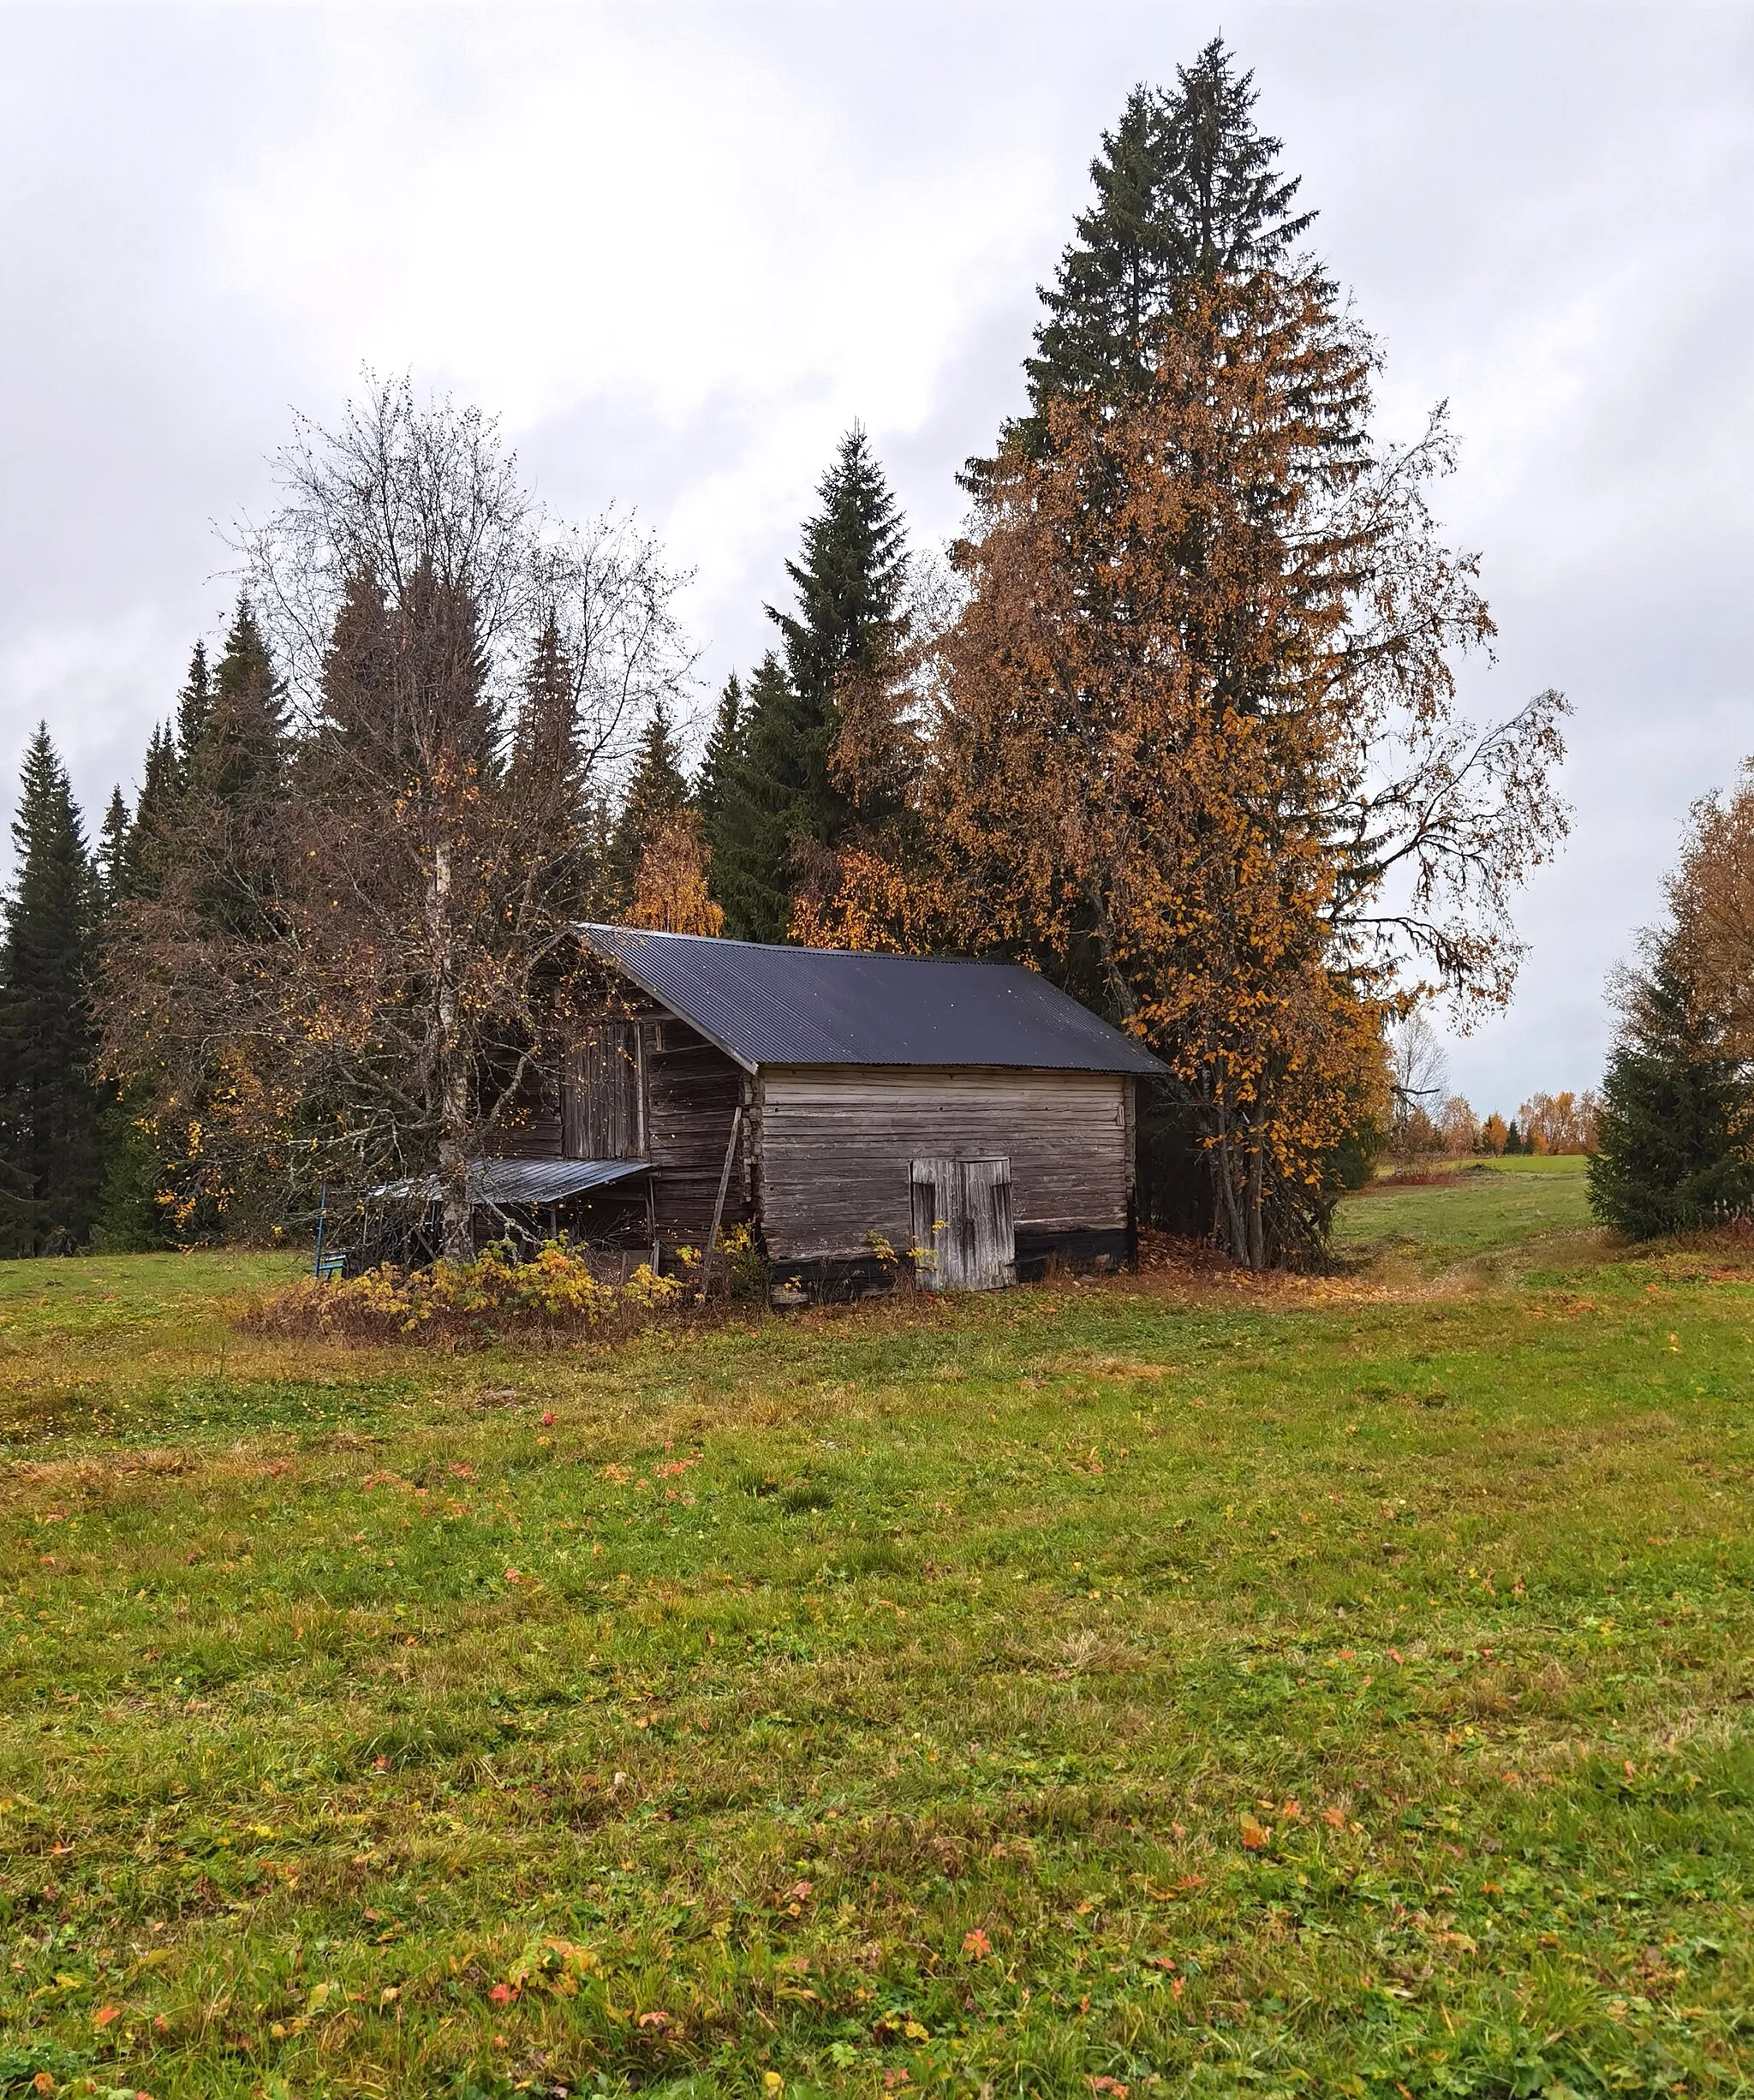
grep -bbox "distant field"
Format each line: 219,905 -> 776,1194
1333,1155 -> 1596,1270
1,1180 -> 1751,2098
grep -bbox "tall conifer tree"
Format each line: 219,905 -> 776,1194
508,609 -> 616,919
707,654 -> 793,941
95,787 -> 130,914
697,675 -> 743,841
607,701 -> 690,909
91,811 -> 164,1254
999,39 -> 1314,462
120,724 -> 180,903
0,728 -> 104,1252
93,606 -> 290,1242
173,640 -> 213,782
184,599 -> 287,939
707,429 -> 909,941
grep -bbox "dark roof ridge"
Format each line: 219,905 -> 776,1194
573,921 -> 1028,969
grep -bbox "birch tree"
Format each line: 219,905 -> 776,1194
106,378 -> 692,1256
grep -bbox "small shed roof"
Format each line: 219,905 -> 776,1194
372,1158 -> 650,1206
578,925 -> 1167,1077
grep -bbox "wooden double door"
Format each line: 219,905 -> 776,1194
910,1156 -> 1016,1292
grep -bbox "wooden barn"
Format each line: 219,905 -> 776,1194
431,926 -> 1163,1299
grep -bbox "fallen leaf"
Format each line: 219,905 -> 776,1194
1238,1812 -> 1271,1851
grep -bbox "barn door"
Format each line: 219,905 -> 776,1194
910,1156 -> 1015,1292
960,1158 -> 1016,1289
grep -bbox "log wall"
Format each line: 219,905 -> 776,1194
487,999 -> 750,1256
644,1020 -> 751,1244
754,1065 -> 1131,1264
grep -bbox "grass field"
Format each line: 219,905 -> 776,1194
2,1158 -> 1751,2099
1332,1158 -> 1596,1274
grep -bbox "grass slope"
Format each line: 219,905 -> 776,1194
1,1168 -> 1751,2099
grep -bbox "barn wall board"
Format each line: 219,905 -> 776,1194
756,1065 -> 1129,1263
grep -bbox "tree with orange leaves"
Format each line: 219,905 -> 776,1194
806,267 -> 1567,1264
629,810 -> 725,935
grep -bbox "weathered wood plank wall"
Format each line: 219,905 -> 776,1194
644,1022 -> 750,1245
756,1065 -> 1129,1263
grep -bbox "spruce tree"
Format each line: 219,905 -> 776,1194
95,787 -> 130,914
511,612 -> 579,798
203,602 -> 284,806
509,610 -> 613,918
607,701 -> 691,909
0,728 -> 104,1253
94,606 -> 289,1244
1004,39 -> 1315,457
697,675 -> 744,843
92,761 -> 164,1250
185,599 -> 287,940
707,653 -> 796,941
707,429 -> 909,941
120,723 -> 181,903
173,639 -> 213,781
1588,942 -> 1752,1238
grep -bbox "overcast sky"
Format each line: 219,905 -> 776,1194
3,2 -> 1750,1113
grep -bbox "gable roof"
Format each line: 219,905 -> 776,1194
578,924 -> 1167,1078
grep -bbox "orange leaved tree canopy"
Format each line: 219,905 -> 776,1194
802,269 -> 1568,1266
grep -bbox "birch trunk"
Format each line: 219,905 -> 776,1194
431,838 -> 474,1262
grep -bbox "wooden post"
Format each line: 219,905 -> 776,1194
701,1103 -> 743,1301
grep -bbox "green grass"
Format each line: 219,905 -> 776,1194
1332,1156 -> 1596,1274
1,1191 -> 1751,2099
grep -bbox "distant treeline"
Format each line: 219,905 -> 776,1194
1405,1091 -> 1602,1160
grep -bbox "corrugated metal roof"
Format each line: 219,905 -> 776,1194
578,925 -> 1168,1077
370,1158 -> 651,1205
